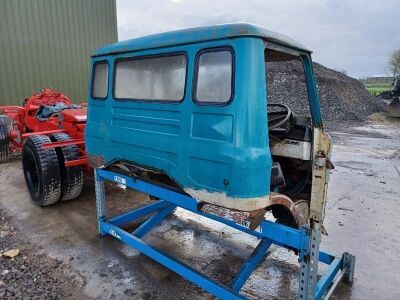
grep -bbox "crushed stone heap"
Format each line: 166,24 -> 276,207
267,61 -> 385,130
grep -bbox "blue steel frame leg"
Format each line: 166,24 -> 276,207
299,226 -> 321,300
343,252 -> 356,283
95,169 -> 106,236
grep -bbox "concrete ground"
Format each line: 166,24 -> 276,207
0,118 -> 399,299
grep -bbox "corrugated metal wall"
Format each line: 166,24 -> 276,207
0,0 -> 117,105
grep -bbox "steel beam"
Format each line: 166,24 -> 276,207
231,238 -> 273,291
109,200 -> 170,227
100,221 -> 245,300
94,169 -> 106,236
21,129 -> 66,137
316,257 -> 342,299
132,205 -> 176,238
299,227 -> 321,300
64,157 -> 87,167
42,138 -> 85,149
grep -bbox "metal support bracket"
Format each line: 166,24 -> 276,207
94,169 -> 106,236
94,168 -> 355,299
299,227 -> 321,300
342,252 -> 356,283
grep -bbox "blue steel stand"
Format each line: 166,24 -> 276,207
94,169 -> 355,300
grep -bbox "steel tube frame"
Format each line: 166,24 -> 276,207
42,138 -> 85,149
94,168 -> 355,299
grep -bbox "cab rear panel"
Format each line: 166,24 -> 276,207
86,36 -> 272,210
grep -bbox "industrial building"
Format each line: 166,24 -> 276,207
0,0 -> 117,105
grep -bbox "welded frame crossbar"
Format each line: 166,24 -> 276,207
100,220 -> 245,299
95,168 -> 355,299
21,129 -> 67,137
42,138 -> 85,149
231,238 -> 273,292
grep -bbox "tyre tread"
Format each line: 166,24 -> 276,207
0,118 -> 9,164
49,133 -> 84,201
22,135 -> 61,206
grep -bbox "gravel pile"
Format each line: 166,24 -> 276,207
0,208 -> 82,299
267,60 -> 386,130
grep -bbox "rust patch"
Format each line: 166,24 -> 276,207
266,193 -> 301,227
199,203 -> 266,230
199,192 -> 303,229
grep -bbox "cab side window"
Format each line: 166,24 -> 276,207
194,48 -> 233,104
91,62 -> 109,99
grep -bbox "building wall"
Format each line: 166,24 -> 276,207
0,0 -> 117,105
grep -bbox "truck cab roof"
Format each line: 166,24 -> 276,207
93,23 -> 310,57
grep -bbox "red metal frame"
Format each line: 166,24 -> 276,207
22,129 -> 67,138
42,139 -> 85,149
0,88 -> 89,171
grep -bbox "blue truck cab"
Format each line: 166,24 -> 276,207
86,23 -> 332,227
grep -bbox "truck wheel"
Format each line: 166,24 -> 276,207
22,135 -> 61,206
0,118 -> 9,164
49,133 -> 84,201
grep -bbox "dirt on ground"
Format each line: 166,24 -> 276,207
0,206 -> 86,299
267,61 -> 386,130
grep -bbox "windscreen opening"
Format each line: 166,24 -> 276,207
265,49 -> 311,117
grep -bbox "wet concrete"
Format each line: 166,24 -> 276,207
0,121 -> 399,299
321,123 -> 400,299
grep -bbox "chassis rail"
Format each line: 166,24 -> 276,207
94,168 -> 355,300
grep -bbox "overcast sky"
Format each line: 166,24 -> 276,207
116,0 -> 400,78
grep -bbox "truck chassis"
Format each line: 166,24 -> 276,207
0,88 -> 89,206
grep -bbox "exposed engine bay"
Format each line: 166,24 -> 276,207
267,103 -> 313,227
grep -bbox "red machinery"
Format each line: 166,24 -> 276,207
0,88 -> 88,206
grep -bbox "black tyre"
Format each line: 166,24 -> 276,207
0,117 -> 9,164
22,135 -> 61,206
49,133 -> 84,201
